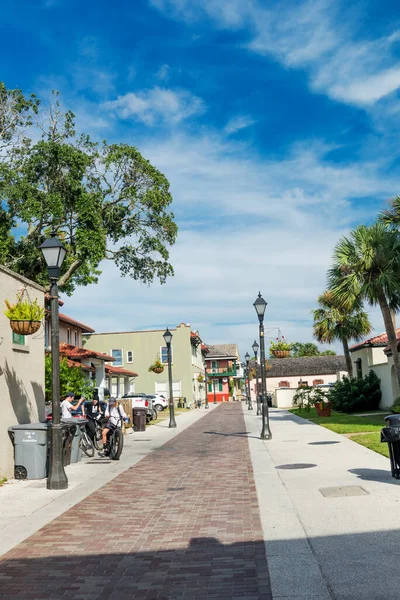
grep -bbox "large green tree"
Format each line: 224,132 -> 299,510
313,290 -> 372,377
0,88 -> 177,293
328,223 -> 400,388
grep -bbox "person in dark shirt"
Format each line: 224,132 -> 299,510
82,397 -> 106,441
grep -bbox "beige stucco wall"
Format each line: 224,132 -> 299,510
83,323 -> 205,406
0,267 -> 45,478
274,388 -> 297,408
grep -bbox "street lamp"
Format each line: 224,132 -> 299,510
245,352 -> 253,410
212,367 -> 217,404
252,340 -> 261,415
39,231 -> 68,490
204,365 -> 209,409
163,328 -> 176,428
253,292 -> 272,440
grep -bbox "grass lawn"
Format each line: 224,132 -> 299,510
350,432 -> 389,458
289,407 -> 387,434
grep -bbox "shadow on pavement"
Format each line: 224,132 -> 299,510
203,431 -> 261,440
0,537 -> 271,599
349,467 -> 400,485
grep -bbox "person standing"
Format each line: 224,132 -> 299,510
60,392 -> 84,419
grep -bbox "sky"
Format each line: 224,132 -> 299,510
2,0 -> 400,357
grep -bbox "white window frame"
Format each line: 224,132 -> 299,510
67,328 -> 71,344
111,348 -> 123,366
160,345 -> 173,364
127,350 -> 133,363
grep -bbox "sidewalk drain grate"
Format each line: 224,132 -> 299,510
133,439 -> 152,442
319,485 -> 369,497
276,463 -> 317,470
309,441 -> 340,445
166,487 -> 185,491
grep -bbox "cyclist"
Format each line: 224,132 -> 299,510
82,397 -> 106,441
102,397 -> 127,454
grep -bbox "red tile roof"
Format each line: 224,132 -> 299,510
350,330 -> 400,351
58,313 -> 95,333
66,358 -> 94,372
59,343 -> 115,362
106,365 -> 138,377
45,293 -> 64,307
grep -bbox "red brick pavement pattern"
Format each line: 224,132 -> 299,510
0,404 -> 272,599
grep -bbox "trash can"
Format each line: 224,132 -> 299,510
62,418 -> 87,463
133,407 -> 147,432
8,423 -> 48,480
381,414 -> 400,478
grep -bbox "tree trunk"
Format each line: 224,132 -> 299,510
391,309 -> 397,331
378,291 -> 400,391
341,338 -> 353,378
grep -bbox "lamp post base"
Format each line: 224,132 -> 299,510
47,424 -> 68,490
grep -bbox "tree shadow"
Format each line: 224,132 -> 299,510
349,467 -> 400,485
203,431 -> 261,440
3,361 -> 39,424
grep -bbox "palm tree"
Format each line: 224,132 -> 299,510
328,223 -> 400,387
313,291 -> 372,377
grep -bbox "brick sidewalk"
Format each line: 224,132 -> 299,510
0,404 -> 271,599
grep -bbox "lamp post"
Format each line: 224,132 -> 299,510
212,367 -> 217,404
39,232 -> 68,490
204,365 -> 209,409
252,340 -> 260,415
245,352 -> 253,410
163,328 -> 176,428
253,293 -> 272,440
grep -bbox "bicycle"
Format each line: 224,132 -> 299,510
104,424 -> 124,460
80,427 -> 95,458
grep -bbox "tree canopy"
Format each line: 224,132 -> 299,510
0,87 -> 177,294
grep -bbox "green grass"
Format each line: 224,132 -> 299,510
289,407 -> 387,434
350,432 -> 389,458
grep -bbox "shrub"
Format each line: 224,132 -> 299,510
391,397 -> 400,414
328,371 -> 381,413
293,386 -> 314,412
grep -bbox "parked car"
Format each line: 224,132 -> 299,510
145,394 -> 168,412
119,392 -> 155,423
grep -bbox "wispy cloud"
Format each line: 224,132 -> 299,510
150,0 -> 400,107
224,115 -> 255,135
103,86 -> 206,125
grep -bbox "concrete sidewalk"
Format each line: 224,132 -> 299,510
0,404 -> 217,558
244,406 -> 400,600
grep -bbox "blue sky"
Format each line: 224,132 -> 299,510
2,0 -> 400,355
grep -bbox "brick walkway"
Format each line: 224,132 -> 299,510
0,404 -> 272,599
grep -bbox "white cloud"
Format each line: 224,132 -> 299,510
150,0 -> 400,107
224,115 -> 256,135
103,87 -> 206,125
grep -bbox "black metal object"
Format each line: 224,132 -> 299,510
47,279 -> 68,490
163,328 -> 176,429
254,293 -> 272,440
253,342 -> 261,416
204,366 -> 209,409
245,352 -> 253,410
381,415 -> 400,478
276,463 -> 317,470
213,371 -> 217,405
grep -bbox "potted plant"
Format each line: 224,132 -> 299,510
197,374 -> 205,383
269,337 -> 292,358
148,357 -> 164,374
4,292 -> 45,335
293,385 -> 314,412
312,388 -> 332,417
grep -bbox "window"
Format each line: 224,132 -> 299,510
219,378 -> 223,392
111,349 -> 122,366
127,350 -> 133,363
155,381 -> 181,396
313,379 -> 324,386
208,382 -> 212,392
12,332 -> 25,346
67,328 -> 71,344
74,331 -> 78,346
161,346 -> 173,364
279,381 -> 290,388
211,361 -> 217,371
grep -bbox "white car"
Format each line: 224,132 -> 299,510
146,394 -> 168,411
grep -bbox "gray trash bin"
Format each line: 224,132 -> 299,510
62,418 -> 87,463
9,423 -> 48,480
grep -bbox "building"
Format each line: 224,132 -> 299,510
350,330 -> 400,408
83,323 -> 206,405
250,355 -> 347,408
45,304 -> 137,400
0,266 -> 45,478
205,344 -> 242,403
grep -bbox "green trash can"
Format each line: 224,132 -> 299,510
9,423 -> 48,480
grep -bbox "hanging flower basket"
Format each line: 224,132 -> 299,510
10,320 -> 41,335
272,350 -> 291,358
148,357 -> 165,374
152,366 -> 164,374
4,290 -> 45,337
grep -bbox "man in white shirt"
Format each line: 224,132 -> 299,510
60,392 -> 84,419
102,397 -> 127,450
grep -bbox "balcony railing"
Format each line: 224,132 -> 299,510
207,365 -> 237,377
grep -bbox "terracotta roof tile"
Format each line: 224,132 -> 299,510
58,313 -> 95,333
106,365 -> 138,377
59,343 -> 115,362
350,330 -> 400,351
